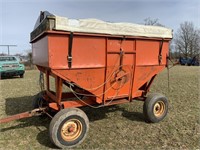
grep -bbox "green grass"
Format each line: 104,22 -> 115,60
0,66 -> 199,149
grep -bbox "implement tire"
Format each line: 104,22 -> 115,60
143,93 -> 168,123
49,108 -> 89,148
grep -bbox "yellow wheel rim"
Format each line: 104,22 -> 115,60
61,119 -> 82,142
153,101 -> 165,117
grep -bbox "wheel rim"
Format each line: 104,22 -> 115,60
61,119 -> 82,142
153,101 -> 165,117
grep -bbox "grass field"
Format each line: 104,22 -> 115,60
0,66 -> 199,149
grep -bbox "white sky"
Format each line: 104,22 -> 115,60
0,0 -> 199,55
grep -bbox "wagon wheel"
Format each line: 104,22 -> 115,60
49,108 -> 89,148
19,74 -> 24,78
143,93 -> 168,123
32,92 -> 47,109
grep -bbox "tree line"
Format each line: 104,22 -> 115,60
144,17 -> 200,60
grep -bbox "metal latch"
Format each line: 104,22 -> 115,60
68,56 -> 72,62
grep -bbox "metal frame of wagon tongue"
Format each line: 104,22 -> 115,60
0,108 -> 46,124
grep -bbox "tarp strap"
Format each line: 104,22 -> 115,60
158,38 -> 164,65
68,32 -> 73,68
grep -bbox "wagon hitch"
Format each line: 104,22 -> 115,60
0,107 -> 47,124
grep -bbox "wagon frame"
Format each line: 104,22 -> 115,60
35,32 -> 164,112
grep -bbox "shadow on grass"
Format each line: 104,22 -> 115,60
82,105 -> 144,122
1,95 -> 144,148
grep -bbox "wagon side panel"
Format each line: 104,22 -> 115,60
48,34 -> 106,69
72,36 -> 106,68
50,35 -> 107,103
136,40 -> 159,65
160,42 -> 169,65
48,34 -> 69,69
132,39 -> 169,97
132,66 -> 165,97
104,39 -> 135,101
32,36 -> 49,67
52,68 -> 105,103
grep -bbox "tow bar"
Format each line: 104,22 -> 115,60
0,107 -> 47,124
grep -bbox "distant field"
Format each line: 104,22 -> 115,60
0,66 -> 199,149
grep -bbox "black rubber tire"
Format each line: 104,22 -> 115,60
49,108 -> 89,149
32,92 -> 46,109
20,74 -> 24,78
143,93 -> 168,123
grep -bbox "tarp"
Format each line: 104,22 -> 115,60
35,11 -> 173,39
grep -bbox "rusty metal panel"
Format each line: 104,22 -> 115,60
136,40 -> 160,66
48,33 -> 106,69
132,65 -> 165,95
72,36 -> 106,68
52,68 -> 105,103
160,42 -> 169,65
48,34 -> 69,69
104,39 -> 135,101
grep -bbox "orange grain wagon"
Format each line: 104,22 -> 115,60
1,11 -> 173,148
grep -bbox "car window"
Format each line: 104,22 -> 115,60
0,57 -> 17,61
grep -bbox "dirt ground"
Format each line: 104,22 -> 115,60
0,66 -> 199,149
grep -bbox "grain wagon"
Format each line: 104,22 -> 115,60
0,11 -> 172,148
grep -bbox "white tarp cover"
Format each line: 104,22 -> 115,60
53,14 -> 172,38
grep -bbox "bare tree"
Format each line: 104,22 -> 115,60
174,21 -> 200,58
14,53 -> 23,57
144,17 -> 164,27
144,18 -> 178,58
27,51 -> 33,69
24,49 -> 33,69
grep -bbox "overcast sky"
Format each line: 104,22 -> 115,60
0,0 -> 199,55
